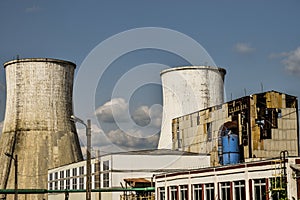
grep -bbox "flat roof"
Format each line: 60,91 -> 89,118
102,149 -> 209,156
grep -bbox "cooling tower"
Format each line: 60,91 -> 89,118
158,66 -> 226,149
0,58 -> 83,200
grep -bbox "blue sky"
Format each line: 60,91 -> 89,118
0,1 -> 300,154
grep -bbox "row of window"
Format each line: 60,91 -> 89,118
49,177 -> 94,190
48,161 -> 110,190
158,178 -> 284,200
49,173 -> 110,190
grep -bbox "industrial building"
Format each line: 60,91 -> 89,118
155,154 -> 300,200
0,58 -> 83,200
171,90 -> 299,166
0,59 -> 299,200
47,149 -> 210,200
155,90 -> 300,200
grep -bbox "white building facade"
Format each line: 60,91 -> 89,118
48,149 -> 210,200
155,156 -> 300,200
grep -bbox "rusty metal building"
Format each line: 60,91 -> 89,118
172,91 -> 299,166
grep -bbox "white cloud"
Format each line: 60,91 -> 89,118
268,52 -> 288,59
281,47 -> 300,75
132,105 -> 162,128
234,42 -> 255,54
93,98 -> 162,151
77,122 -> 159,153
95,98 -> 162,129
76,122 -> 108,147
132,106 -> 151,126
149,105 -> 163,128
106,129 -> 159,150
25,5 -> 41,13
95,98 -> 129,123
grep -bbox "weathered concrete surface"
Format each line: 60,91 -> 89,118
0,58 -> 83,200
158,66 -> 226,149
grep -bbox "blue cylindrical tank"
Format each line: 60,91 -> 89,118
222,134 -> 240,165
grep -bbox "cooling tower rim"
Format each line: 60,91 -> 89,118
160,66 -> 226,76
4,58 -> 76,68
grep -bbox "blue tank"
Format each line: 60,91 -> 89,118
222,134 -> 240,165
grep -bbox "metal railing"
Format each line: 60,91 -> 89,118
120,193 -> 155,200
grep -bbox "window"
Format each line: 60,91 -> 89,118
79,177 -> 84,189
177,129 -> 182,149
54,181 -> 58,190
79,166 -> 84,175
254,179 -> 266,200
72,168 -> 78,189
234,180 -> 245,200
103,161 -> 110,188
170,186 -> 177,200
59,171 -> 65,190
158,187 -> 165,200
60,171 -> 64,179
49,173 -> 53,190
180,185 -> 188,200
66,179 -> 70,190
197,114 -> 200,126
49,182 -> 53,190
95,162 -> 101,189
206,123 -> 212,142
65,169 -> 70,190
193,184 -> 202,200
220,182 -> 230,200
78,166 -> 85,189
103,160 -> 109,171
60,180 -> 64,190
49,173 -> 53,181
72,168 -> 77,177
72,178 -> 77,189
53,172 -> 58,190
205,183 -> 214,200
103,173 -> 109,188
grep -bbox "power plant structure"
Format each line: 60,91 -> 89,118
172,91 -> 299,166
0,58 -> 83,200
158,66 -> 226,149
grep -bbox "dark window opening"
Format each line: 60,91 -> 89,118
254,179 -> 266,200
207,123 -> 212,142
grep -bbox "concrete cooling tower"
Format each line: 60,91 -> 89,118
158,66 -> 226,149
0,58 -> 83,200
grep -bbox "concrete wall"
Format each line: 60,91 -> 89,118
250,92 -> 299,158
0,58 -> 83,200
172,91 -> 299,165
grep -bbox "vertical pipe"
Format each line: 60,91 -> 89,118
87,119 -> 92,200
15,154 -> 18,200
